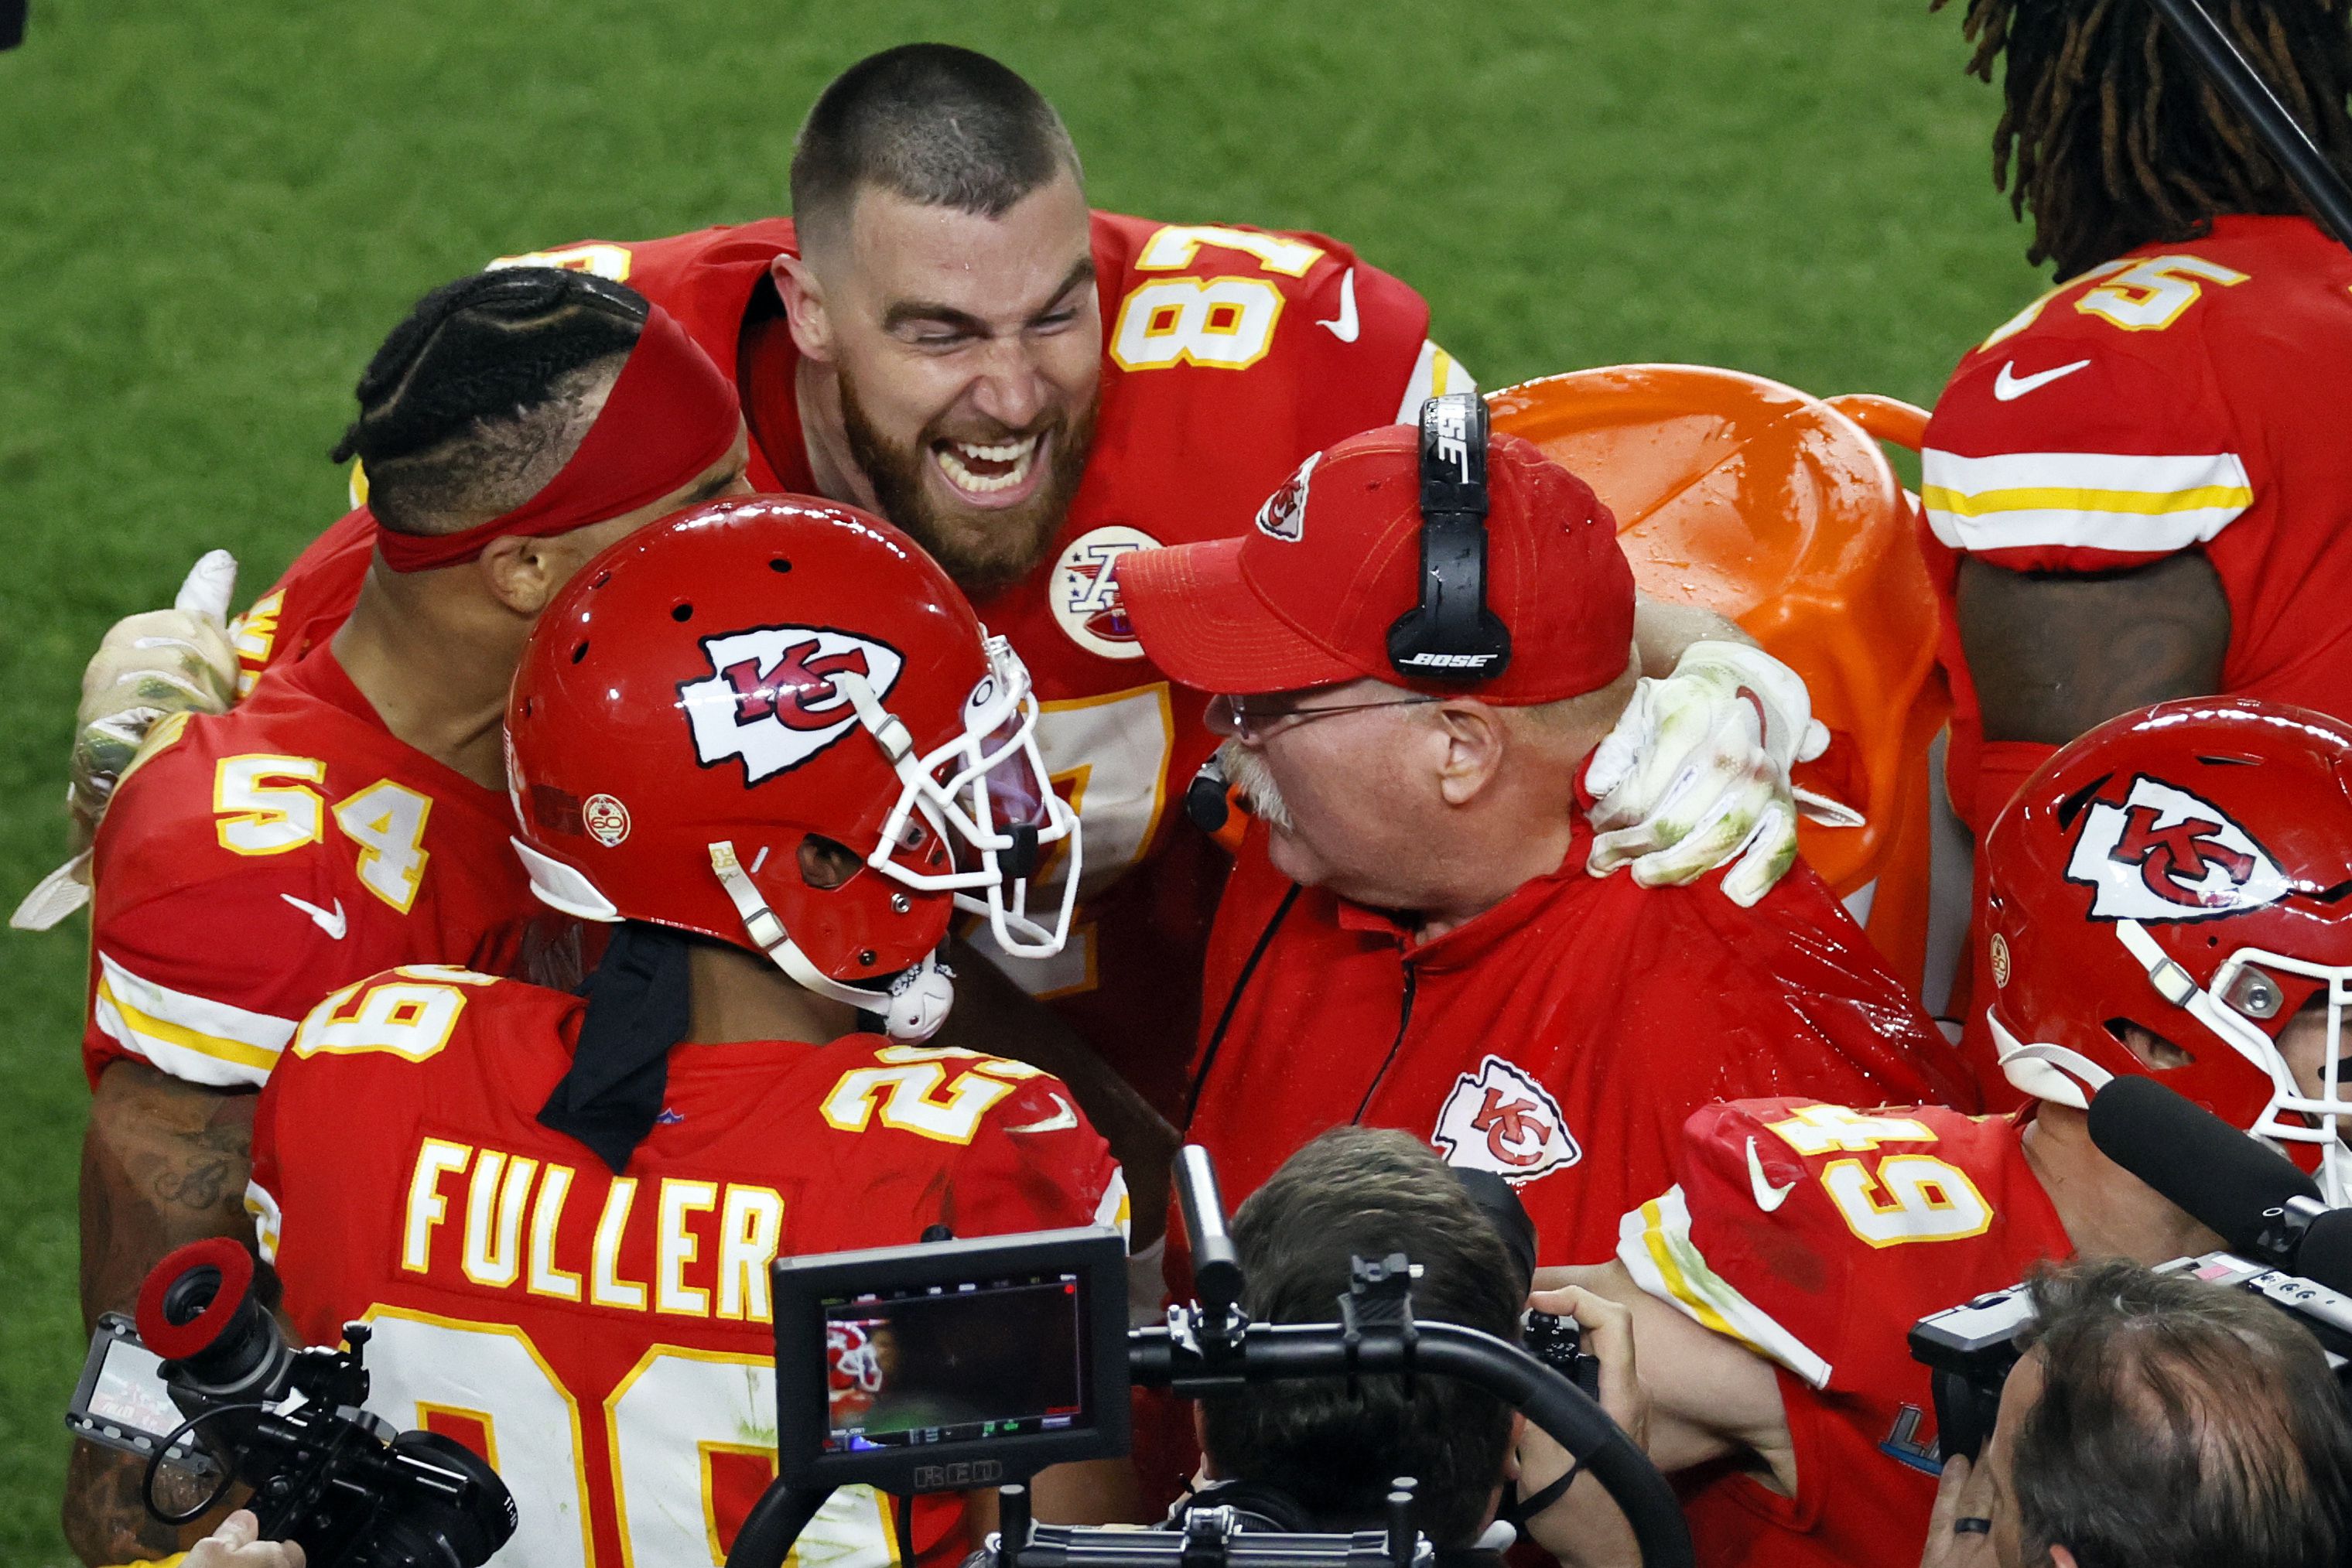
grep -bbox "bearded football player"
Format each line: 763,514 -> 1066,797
1915,0 -> 2352,1095
42,46 -> 1830,1225
245,497 -> 1128,1568
63,267 -> 750,1566
1527,697 -> 2352,1568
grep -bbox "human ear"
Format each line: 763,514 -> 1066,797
1435,702 -> 1504,807
477,534 -> 561,617
772,255 -> 834,364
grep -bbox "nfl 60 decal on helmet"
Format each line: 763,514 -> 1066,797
504,495 -> 1079,1040
1982,698 -> 2352,1199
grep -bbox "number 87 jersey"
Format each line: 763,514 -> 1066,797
248,968 -> 1127,1568
1617,1099 -> 2071,1568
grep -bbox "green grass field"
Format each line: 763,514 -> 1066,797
0,1 -> 2044,1556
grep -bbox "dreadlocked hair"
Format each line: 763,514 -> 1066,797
1936,0 -> 2352,278
332,266 -> 650,535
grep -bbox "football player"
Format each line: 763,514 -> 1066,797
43,46 -> 1825,1193
63,268 -> 749,1566
247,497 -> 1126,1568
1916,0 -> 2352,1092
1526,697 -> 2352,1568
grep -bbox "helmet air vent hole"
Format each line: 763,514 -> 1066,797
591,571 -> 610,589
858,948 -> 878,968
671,603 -> 693,622
770,558 -> 792,574
571,641 -> 590,664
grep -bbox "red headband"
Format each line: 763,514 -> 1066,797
375,303 -> 742,572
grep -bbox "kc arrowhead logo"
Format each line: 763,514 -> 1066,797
1431,1055 -> 1581,1185
1253,452 -> 1319,541
679,625 -> 904,784
2064,774 -> 2289,921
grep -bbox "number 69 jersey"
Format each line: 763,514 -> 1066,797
247,968 -> 1127,1568
1615,1099 -> 2071,1568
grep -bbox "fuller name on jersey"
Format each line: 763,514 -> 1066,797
248,968 -> 1127,1568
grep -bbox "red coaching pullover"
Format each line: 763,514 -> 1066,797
1186,818 -> 1971,1266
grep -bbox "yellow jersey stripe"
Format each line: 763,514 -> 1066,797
96,978 -> 280,1072
1920,483 -> 2254,520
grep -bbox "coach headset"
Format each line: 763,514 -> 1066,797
1184,392 -> 1509,1120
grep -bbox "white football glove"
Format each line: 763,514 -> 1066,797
11,551 -> 240,931
1585,641 -> 1838,908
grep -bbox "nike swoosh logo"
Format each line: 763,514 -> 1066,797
1005,1093 -> 1079,1135
1315,267 -> 1360,343
1747,1136 -> 1796,1212
1992,357 -> 2090,401
281,893 -> 347,941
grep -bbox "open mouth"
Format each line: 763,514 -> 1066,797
932,432 -> 1046,505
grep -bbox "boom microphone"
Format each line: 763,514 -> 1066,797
2086,1075 -> 2320,1255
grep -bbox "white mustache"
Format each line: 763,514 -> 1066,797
1216,739 -> 1293,835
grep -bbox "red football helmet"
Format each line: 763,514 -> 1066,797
505,496 -> 1079,1038
1982,698 -> 2352,1197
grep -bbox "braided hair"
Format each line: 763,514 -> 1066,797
332,267 -> 648,534
1937,0 -> 2352,277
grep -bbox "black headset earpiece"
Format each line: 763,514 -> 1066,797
1385,392 -> 1512,682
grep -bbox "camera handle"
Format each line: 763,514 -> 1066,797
726,1316 -> 1691,1568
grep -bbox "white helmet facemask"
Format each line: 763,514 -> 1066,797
2116,920 -> 2352,1205
837,634 -> 1082,960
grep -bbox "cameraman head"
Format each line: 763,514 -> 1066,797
1194,1128 -> 1526,1551
1963,1258 -> 2352,1568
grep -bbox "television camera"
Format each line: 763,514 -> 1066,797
727,1146 -> 1692,1568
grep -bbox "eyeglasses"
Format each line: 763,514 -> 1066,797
1205,692 -> 1440,742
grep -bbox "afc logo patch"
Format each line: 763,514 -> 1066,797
1431,1055 -> 1581,1184
2064,774 -> 2289,922
1051,524 -> 1159,661
1253,452 -> 1319,541
677,624 -> 904,784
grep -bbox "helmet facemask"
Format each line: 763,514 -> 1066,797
704,634 -> 1079,1041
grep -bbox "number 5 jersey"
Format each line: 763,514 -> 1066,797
84,641 -> 570,1091
247,968 -> 1128,1568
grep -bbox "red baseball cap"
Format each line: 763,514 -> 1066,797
1116,424 -> 1636,704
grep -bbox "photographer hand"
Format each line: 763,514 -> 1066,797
1918,1456 -> 1998,1568
1515,1285 -> 1653,1568
181,1509 -> 305,1568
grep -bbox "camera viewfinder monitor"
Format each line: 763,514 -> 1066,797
772,1227 -> 1131,1492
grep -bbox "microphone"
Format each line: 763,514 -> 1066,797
2086,1075 -> 2320,1256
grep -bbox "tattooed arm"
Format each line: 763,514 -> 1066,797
65,1059 -> 257,1565
1955,553 -> 2231,745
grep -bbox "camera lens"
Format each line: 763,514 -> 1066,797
160,1266 -> 221,1327
134,1238 -> 289,1401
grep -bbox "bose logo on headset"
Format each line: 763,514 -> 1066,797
1385,393 -> 1512,683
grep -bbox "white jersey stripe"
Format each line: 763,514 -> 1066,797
1395,340 -> 1475,422
91,951 -> 296,1088
1920,448 -> 2251,553
1617,1186 -> 1834,1389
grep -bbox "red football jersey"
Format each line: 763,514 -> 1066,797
1185,818 -> 1974,1268
1921,215 -> 2352,836
243,213 -> 1451,1116
248,968 -> 1128,1568
1619,1099 -> 2070,1568
85,643 -> 570,1089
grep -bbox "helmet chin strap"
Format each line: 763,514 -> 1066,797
707,842 -> 952,1042
1988,1013 -> 2116,1109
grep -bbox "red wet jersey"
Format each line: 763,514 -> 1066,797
245,213 -> 1452,1116
248,970 -> 1126,1568
1921,216 -> 2352,837
1619,1100 -> 2069,1568
84,644 -> 570,1089
1185,819 -> 1973,1268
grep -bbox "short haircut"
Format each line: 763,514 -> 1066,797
2013,1256 -> 2352,1568
332,267 -> 649,535
1198,1129 -> 1523,1548
788,44 -> 1082,255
